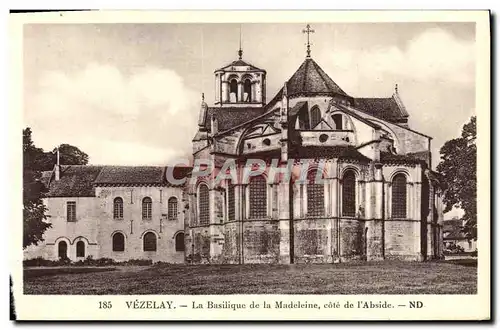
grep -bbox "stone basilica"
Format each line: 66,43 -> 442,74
25,26 -> 444,264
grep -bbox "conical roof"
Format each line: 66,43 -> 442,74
286,57 -> 348,97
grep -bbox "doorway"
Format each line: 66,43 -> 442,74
58,241 -> 68,259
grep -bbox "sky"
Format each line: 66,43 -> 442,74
23,22 -> 476,172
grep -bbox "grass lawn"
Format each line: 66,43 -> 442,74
24,267 -> 117,279
23,260 -> 477,295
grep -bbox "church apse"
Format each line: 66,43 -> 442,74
186,24 -> 443,265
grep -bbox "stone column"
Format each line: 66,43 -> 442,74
237,81 -> 244,102
239,184 -> 247,264
278,181 -> 290,263
215,74 -> 220,103
427,181 -> 435,259
330,160 -> 340,261
208,184 -> 220,262
367,163 -> 384,260
221,81 -> 229,103
251,81 -> 257,103
414,176 -> 423,261
255,76 -> 262,103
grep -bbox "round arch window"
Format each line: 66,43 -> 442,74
262,138 -> 271,146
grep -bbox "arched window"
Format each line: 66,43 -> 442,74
228,184 -> 235,221
175,232 -> 185,252
168,197 -> 178,221
392,173 -> 407,218
243,79 -> 252,102
307,170 -> 325,217
112,232 -> 125,252
249,175 -> 267,218
76,241 -> 85,257
113,197 -> 123,219
332,114 -> 343,130
143,232 -> 157,252
342,170 -> 356,217
298,107 -> 310,130
142,197 -> 152,220
198,184 -> 210,225
58,241 -> 67,259
310,106 -> 322,129
229,79 -> 238,102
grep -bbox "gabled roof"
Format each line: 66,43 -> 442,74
380,152 -> 424,166
44,165 -> 103,197
41,165 -> 193,197
94,166 -> 166,186
40,170 -> 53,187
203,107 -> 268,132
285,58 -> 349,97
215,59 -> 265,72
337,105 -> 381,129
407,151 -> 431,167
354,95 -> 409,124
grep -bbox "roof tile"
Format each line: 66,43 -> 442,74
286,58 -> 348,97
204,107 -> 268,132
45,165 -> 103,197
42,165 -> 193,197
94,166 -> 165,185
354,96 -> 408,123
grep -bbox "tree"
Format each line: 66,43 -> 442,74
23,128 -> 51,248
436,116 -> 477,239
34,143 -> 89,171
23,128 -> 90,247
57,143 -> 89,166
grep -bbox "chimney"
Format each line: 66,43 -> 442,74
54,146 -> 60,181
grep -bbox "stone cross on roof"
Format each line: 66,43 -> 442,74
302,24 -> 315,58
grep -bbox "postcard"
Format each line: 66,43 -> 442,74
10,10 -> 490,321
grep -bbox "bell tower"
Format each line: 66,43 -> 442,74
213,43 -> 266,108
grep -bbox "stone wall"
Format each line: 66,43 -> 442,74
242,220 -> 280,264
339,219 -> 364,261
294,218 -> 334,263
24,185 -> 186,263
95,186 -> 185,263
23,197 -> 100,261
384,220 -> 422,261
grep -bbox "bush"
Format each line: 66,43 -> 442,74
59,256 -> 72,266
24,257 -> 73,267
24,257 -> 52,267
94,257 -> 115,266
186,253 -> 201,264
24,256 -> 156,267
124,259 -> 153,266
83,255 -> 95,266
